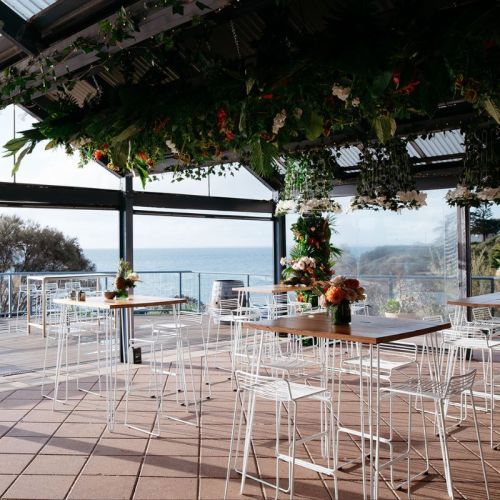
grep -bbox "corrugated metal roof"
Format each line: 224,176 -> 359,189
411,129 -> 464,157
1,0 -> 57,20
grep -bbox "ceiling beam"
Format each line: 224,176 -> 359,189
6,0 -> 231,102
133,191 -> 273,213
0,182 -> 121,209
0,181 -> 273,214
0,2 -> 40,56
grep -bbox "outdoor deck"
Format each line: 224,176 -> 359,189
0,319 -> 499,499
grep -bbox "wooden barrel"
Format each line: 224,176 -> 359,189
210,279 -> 244,308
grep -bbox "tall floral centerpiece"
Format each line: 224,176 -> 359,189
113,260 -> 140,299
281,214 -> 341,305
314,276 -> 366,325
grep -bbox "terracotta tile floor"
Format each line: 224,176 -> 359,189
0,340 -> 499,499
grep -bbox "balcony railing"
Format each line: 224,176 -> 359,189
0,271 -> 498,319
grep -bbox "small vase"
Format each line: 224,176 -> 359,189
328,300 -> 351,325
115,289 -> 129,299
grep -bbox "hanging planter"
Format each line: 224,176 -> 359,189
350,138 -> 427,211
446,126 -> 500,207
275,149 -> 342,216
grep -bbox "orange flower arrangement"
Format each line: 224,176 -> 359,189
314,275 -> 366,307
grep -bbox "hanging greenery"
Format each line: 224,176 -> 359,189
1,1 -> 499,186
275,149 -> 343,216
350,138 -> 427,211
446,126 -> 500,207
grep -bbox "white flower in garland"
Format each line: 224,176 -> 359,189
476,186 -> 500,202
275,199 -> 298,216
396,190 -> 427,208
272,109 -> 287,135
446,185 -> 476,204
331,84 -> 351,102
165,139 -> 180,156
299,198 -> 342,214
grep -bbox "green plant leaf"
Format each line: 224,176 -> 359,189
111,124 -> 140,144
249,139 -> 277,178
371,115 -> 396,143
372,71 -> 393,94
303,110 -> 324,141
483,97 -> 500,124
3,136 -> 30,155
44,139 -> 58,150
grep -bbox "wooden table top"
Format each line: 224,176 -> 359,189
232,284 -> 313,294
54,295 -> 187,310
243,313 -> 450,345
447,292 -> 500,309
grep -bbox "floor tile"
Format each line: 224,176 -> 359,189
134,477 -> 198,499
0,435 -> 49,454
142,455 -> 199,477
68,475 -> 136,500
40,436 -> 98,455
3,474 -> 75,499
0,475 -> 16,497
6,421 -> 60,437
23,454 -> 87,475
53,422 -> 106,438
0,453 -> 34,474
93,437 -> 148,456
82,455 -> 143,476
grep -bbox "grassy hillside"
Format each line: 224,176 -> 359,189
358,245 -> 440,275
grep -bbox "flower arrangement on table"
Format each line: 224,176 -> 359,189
314,276 -> 366,325
107,260 -> 140,299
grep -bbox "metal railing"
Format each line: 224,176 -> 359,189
0,270 -> 273,317
0,270 -> 498,319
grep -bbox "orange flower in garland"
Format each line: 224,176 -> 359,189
93,149 -> 106,161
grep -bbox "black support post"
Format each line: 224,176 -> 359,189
119,176 -> 134,362
457,206 -> 472,318
119,177 -> 134,266
272,216 -> 286,284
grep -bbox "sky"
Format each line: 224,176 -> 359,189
0,105 -> 497,250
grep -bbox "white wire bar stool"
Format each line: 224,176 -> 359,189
380,368 -> 490,499
41,304 -> 106,409
337,341 -> 429,492
124,307 -> 201,436
444,306 -> 500,448
224,370 -> 337,499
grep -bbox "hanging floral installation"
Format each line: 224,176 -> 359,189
0,1 -> 498,186
275,149 -> 342,216
446,126 -> 500,207
350,138 -> 427,211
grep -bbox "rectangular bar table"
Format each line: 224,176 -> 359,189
448,292 -> 500,309
27,273 -> 114,336
54,295 -> 187,430
242,313 -> 450,499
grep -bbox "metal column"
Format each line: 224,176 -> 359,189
457,206 -> 472,326
119,176 -> 134,362
272,215 -> 286,285
457,206 -> 472,300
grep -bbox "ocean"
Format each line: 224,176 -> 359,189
84,247 -> 274,306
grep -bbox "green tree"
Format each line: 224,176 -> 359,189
470,206 -> 500,242
0,215 -> 95,272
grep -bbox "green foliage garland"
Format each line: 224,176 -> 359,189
1,1 -> 499,186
